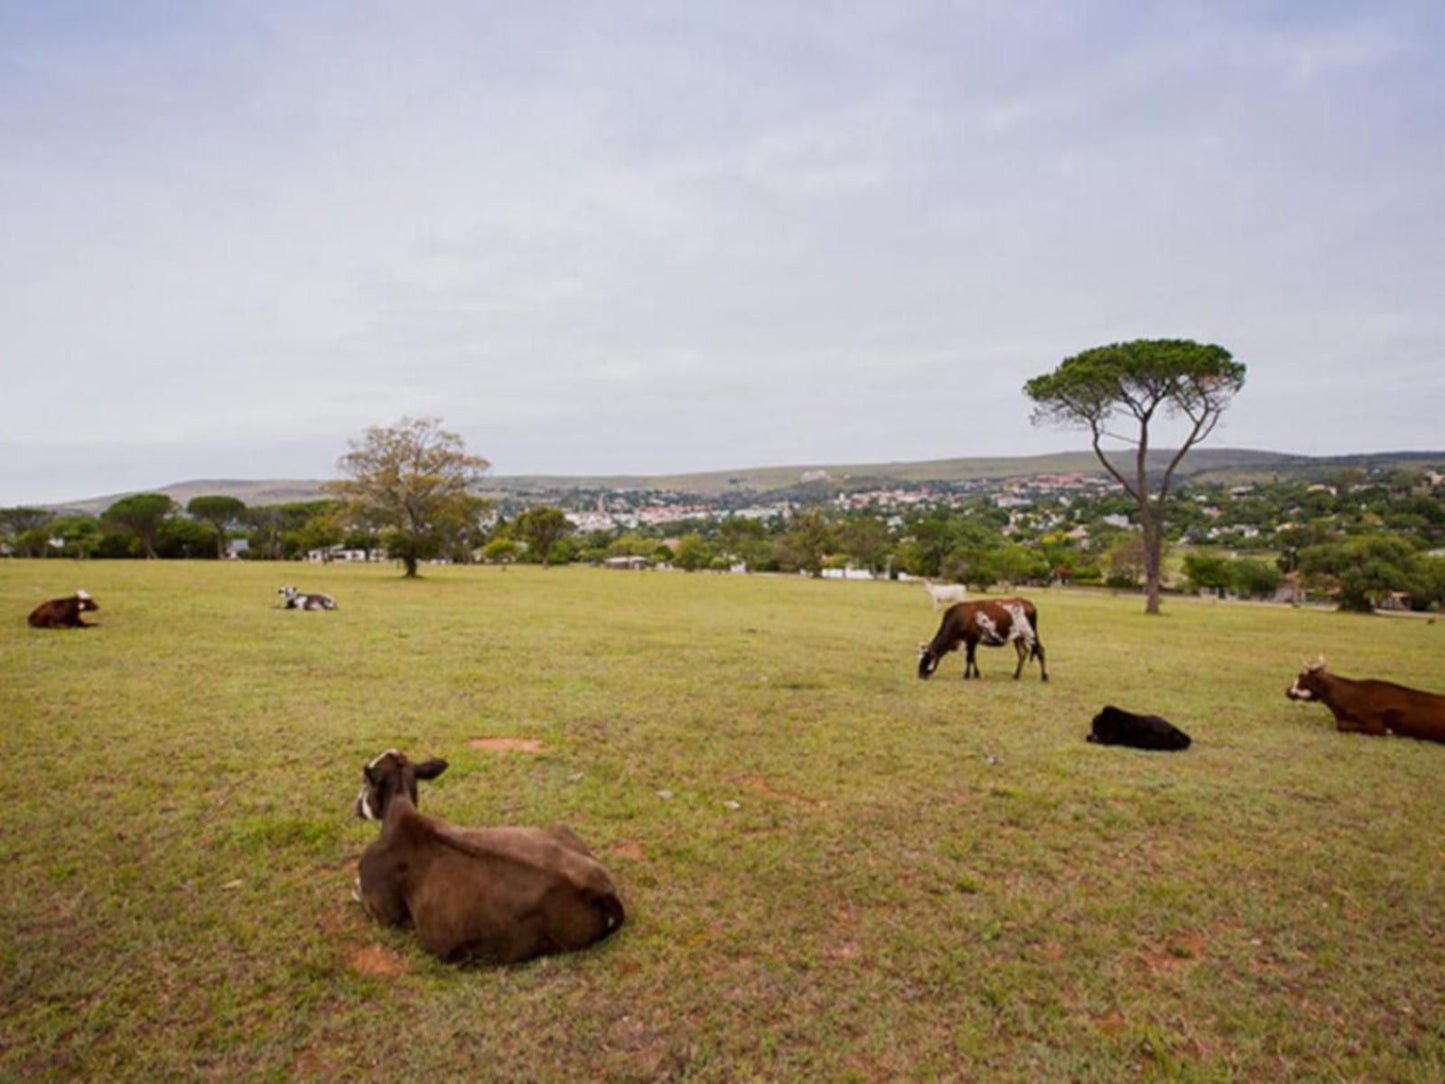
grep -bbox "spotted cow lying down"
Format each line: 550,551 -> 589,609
277,585 -> 338,611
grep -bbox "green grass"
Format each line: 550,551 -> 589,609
3,561 -> 1442,1081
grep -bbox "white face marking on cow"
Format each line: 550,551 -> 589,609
1288,679 -> 1313,700
357,789 -> 379,821
368,749 -> 399,769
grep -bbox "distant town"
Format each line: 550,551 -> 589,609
9,450 -> 1443,614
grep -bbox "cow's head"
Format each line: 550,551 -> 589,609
1286,655 -> 1328,701
76,589 -> 98,613
917,642 -> 940,679
355,749 -> 449,822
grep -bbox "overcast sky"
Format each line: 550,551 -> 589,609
2,1 -> 1442,505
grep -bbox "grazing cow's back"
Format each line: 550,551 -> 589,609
27,590 -> 98,629
354,750 -> 624,964
1087,705 -> 1191,751
917,597 -> 1047,681
1287,660 -> 1445,744
922,579 -> 968,611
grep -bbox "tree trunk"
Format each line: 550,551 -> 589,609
402,555 -> 419,578
1143,523 -> 1163,615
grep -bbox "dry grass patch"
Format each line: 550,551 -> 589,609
349,945 -> 410,977
468,737 -> 545,753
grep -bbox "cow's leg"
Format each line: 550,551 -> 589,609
357,853 -> 410,925
1012,639 -> 1027,679
1335,711 -> 1388,736
963,642 -> 977,679
1034,639 -> 1048,681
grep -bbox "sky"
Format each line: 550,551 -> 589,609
2,1 -> 1442,505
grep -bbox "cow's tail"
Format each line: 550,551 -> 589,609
1029,608 -> 1049,680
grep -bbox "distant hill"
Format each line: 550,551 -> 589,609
46,448 -> 1445,513
52,479 -> 338,516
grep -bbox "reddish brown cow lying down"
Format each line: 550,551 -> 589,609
353,750 -> 625,964
28,590 -> 99,629
1287,656 -> 1445,744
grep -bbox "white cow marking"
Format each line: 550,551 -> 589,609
368,748 -> 399,769
1003,603 -> 1035,646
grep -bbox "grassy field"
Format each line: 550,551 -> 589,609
3,561 -> 1442,1081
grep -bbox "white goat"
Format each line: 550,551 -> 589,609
922,579 -> 968,610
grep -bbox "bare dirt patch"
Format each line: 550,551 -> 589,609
317,906 -> 353,936
610,840 -> 648,862
349,945 -> 409,977
291,1049 -> 332,1078
469,737 -> 545,753
1140,932 -> 1209,976
728,774 -> 818,806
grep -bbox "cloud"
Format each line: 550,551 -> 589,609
2,1 -> 1442,503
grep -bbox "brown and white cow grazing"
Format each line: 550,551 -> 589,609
1287,656 -> 1445,743
353,750 -> 625,964
918,597 -> 1047,681
27,590 -> 99,629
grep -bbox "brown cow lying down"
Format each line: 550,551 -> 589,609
353,750 -> 625,964
1287,657 -> 1445,744
28,590 -> 99,629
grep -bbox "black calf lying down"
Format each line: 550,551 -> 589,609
1087,705 -> 1191,751
277,585 -> 338,611
28,590 -> 99,628
354,750 -> 624,964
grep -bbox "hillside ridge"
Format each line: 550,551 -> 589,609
43,447 -> 1445,513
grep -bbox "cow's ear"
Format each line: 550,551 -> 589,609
414,758 -> 448,780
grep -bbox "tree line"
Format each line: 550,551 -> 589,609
8,474 -> 1445,612
6,344 -> 1443,611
